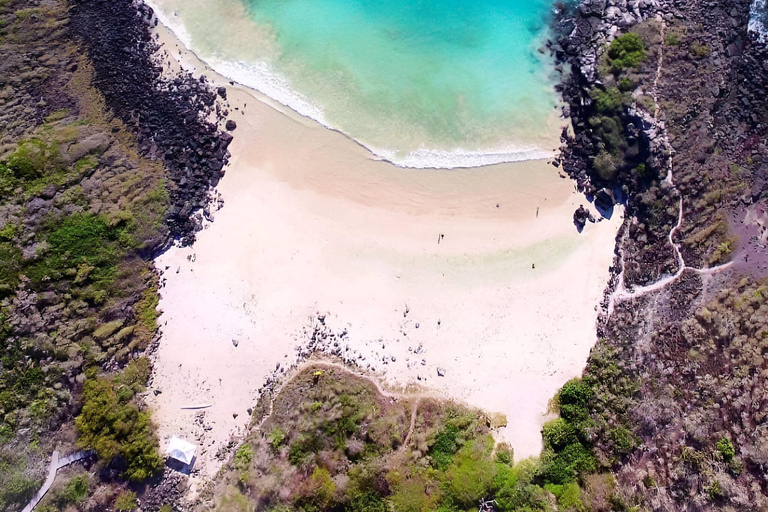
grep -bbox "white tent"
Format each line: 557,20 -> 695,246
166,436 -> 197,466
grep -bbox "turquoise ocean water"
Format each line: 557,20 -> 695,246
149,0 -> 562,168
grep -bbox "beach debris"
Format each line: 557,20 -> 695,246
232,339 -> 239,347
180,404 -> 213,410
437,233 -> 445,244
225,119 -> 237,131
437,367 -> 445,377
415,322 -> 420,328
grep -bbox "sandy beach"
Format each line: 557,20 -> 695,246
145,20 -> 623,484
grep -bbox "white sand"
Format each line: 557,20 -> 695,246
146,22 -> 623,483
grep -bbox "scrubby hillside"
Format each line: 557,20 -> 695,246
0,0 -> 231,510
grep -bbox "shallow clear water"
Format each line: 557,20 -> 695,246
149,0 -> 562,167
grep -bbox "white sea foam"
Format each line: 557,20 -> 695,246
147,0 -> 559,170
750,0 -> 768,41
206,59 -> 558,169
145,0 -> 193,49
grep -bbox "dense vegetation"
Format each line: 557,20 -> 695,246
0,0 -> 172,509
75,358 -> 162,482
205,365 -> 636,512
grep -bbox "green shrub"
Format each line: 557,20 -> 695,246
665,33 -> 682,45
593,151 -> 620,181
25,213 -> 132,287
542,419 -> 577,450
495,442 -> 514,466
267,427 -> 286,451
234,443 -> 253,471
716,437 -> 735,461
618,77 -> 634,92
545,481 -> 583,509
6,139 -> 50,179
0,242 -> 22,298
494,459 -> 548,511
590,87 -> 626,115
690,42 -> 711,58
114,490 -> 138,511
610,426 -> 637,455
390,479 -> 433,512
543,442 -> 597,484
445,438 -> 498,507
75,373 -> 162,481
558,379 -> 593,420
428,423 -> 460,470
608,33 -> 647,70
294,467 -> 337,511
0,472 -> 39,510
348,491 -> 387,512
707,480 -> 723,501
288,434 -> 318,466
61,474 -> 89,503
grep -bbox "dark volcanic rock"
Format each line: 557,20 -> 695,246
69,0 -> 233,245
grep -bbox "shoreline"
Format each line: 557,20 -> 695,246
144,0 -> 564,170
146,13 -> 624,487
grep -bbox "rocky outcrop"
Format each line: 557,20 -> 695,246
69,0 -> 233,246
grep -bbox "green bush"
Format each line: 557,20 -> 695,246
75,373 -> 162,481
288,434 -> 318,466
61,474 -> 89,503
689,42 -> 711,58
608,33 -> 647,70
0,472 -> 39,510
494,459 -> 549,512
558,379 -> 593,421
0,242 -> 22,298
716,437 -> 735,461
6,139 -> 50,179
428,423 -> 460,470
665,33 -> 682,46
267,427 -> 286,451
390,479 -> 433,512
542,419 -> 578,451
115,490 -> 138,511
545,482 -> 583,509
234,443 -> 253,471
618,77 -> 634,92
445,438 -> 498,507
543,442 -> 597,484
593,151 -> 620,181
590,87 -> 626,115
610,426 -> 636,455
